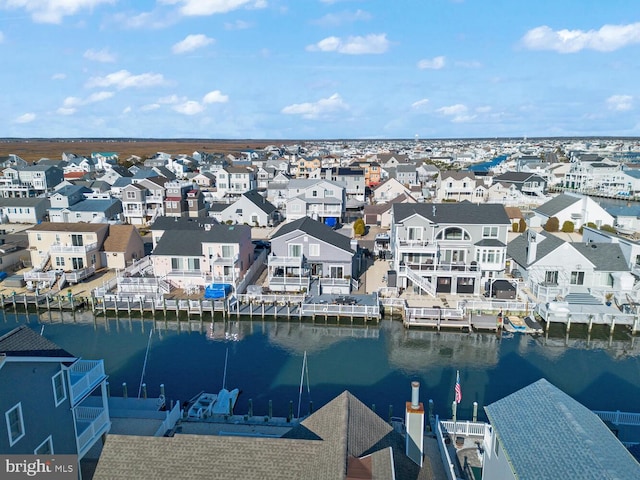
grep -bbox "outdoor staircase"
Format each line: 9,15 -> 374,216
403,266 -> 436,297
38,252 -> 50,271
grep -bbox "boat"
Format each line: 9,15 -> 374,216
210,388 -> 240,415
187,392 -> 217,418
187,347 -> 240,418
506,316 -> 527,333
503,315 -> 543,334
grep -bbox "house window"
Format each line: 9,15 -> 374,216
36,233 -> 42,241
6,403 -> 25,446
291,204 -> 301,213
570,271 -> 585,285
34,436 -> 53,455
126,191 -> 136,199
289,244 -> 302,257
309,244 -> 320,257
312,190 -> 318,197
221,246 -> 234,258
55,257 -> 65,267
635,254 -> 640,266
494,435 -> 500,457
52,371 -> 67,407
330,265 -> 343,278
71,234 -> 83,247
407,227 -> 422,241
187,258 -> 200,270
482,226 -> 498,238
171,258 -> 182,270
544,271 -> 559,285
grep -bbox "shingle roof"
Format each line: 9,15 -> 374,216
243,190 -> 277,215
153,224 -> 250,256
0,197 -> 48,207
149,216 -> 218,231
103,225 -> 139,252
93,391 -> 432,480
485,378 -> 640,480
392,202 -> 511,225
534,193 -> 581,217
272,217 -> 354,253
29,222 -> 108,233
66,198 -> 120,212
0,325 -> 74,358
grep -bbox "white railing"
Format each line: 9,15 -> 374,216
154,401 -> 182,437
593,410 -> 640,426
320,278 -> 350,287
434,415 -> 464,480
66,266 -> 96,284
461,300 -> 534,313
440,420 -> 490,437
236,249 -> 267,294
69,360 -> 105,405
401,265 -> 436,296
51,242 -> 98,254
300,303 -> 380,318
379,297 -> 406,308
75,406 -> 110,456
24,270 -> 57,282
236,294 -> 306,305
268,255 -> 303,268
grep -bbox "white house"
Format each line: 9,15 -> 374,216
532,192 -> 614,230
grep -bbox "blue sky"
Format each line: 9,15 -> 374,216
1,0 -> 639,139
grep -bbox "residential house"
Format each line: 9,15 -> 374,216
27,222 -> 109,275
507,229 -> 632,302
268,216 -> 357,294
296,155 -> 322,178
313,167 -> 366,206
218,190 -> 279,227
562,156 -> 621,191
97,165 -> 133,186
164,181 -> 199,218
102,225 -> 145,269
93,388 -> 432,480
265,172 -> 292,209
92,151 -> 119,170
0,164 -> 64,198
582,225 -> 640,277
372,178 -> 413,204
63,155 -> 95,175
363,192 -> 417,228
351,159 -> 381,187
395,163 -> 419,186
284,179 -> 346,226
185,188 -> 206,218
121,184 -> 148,225
483,378 -> 640,480
215,166 -> 257,198
492,172 -> 547,197
0,326 -> 110,474
532,192 -> 614,230
152,223 -> 252,290
390,202 -> 511,296
193,171 -> 216,188
0,154 -> 28,169
0,197 -> 49,223
435,171 -> 484,202
48,185 -> 122,223
0,232 -> 28,272
149,216 -> 219,249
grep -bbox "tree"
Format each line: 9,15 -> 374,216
353,218 -> 366,236
544,216 -> 559,232
600,224 -> 617,234
518,218 -> 527,233
561,220 -> 575,233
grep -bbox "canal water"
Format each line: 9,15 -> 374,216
2,313 -> 639,422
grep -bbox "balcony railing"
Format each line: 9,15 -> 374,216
69,360 -> 106,405
403,262 -> 480,274
75,406 -> 110,457
51,242 -> 98,254
268,255 -> 304,268
66,266 -> 96,284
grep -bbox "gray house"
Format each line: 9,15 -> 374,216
0,326 -> 110,473
218,190 -> 279,227
0,197 -> 50,223
268,216 -> 357,294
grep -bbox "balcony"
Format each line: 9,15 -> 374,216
268,255 -> 304,269
68,360 -> 107,406
75,406 -> 110,458
51,242 -> 98,254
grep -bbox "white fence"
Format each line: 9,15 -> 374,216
154,401 -> 183,437
434,415 -> 464,480
593,410 -> 640,426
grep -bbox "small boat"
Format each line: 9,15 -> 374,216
187,392 -> 218,418
506,316 -> 527,332
211,388 -> 240,415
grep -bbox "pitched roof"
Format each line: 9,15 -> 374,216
0,325 -> 74,358
153,224 -> 250,256
272,217 -> 354,253
571,242 -> 629,271
103,225 -> 139,252
242,190 -> 277,214
29,222 -> 108,233
485,378 -> 640,480
392,202 -> 511,225
93,391 -> 432,480
534,193 -> 582,217
507,231 -> 564,267
66,198 -> 120,212
149,216 -> 218,231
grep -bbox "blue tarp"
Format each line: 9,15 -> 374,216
324,217 -> 337,227
204,283 -> 232,299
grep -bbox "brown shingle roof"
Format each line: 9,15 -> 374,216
29,222 -> 108,233
103,225 -> 138,252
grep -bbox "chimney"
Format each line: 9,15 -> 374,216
405,381 -> 424,466
526,230 -> 538,265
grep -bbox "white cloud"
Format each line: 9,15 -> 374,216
51,73 -> 66,80
607,95 -> 633,111
306,33 -> 390,54
122,106 -> 132,114
313,9 -> 372,28
86,70 -> 166,89
57,107 -> 76,115
203,90 -> 229,104
84,48 -> 116,63
224,20 -> 251,30
281,93 -> 349,119
521,22 -> 640,53
173,100 -> 204,115
0,0 -> 115,24
411,99 -> 430,110
141,104 -> 161,111
417,56 -> 445,70
158,94 -> 182,104
62,91 -> 114,108
163,0 -> 266,16
14,112 -> 35,123
437,104 -> 468,116
172,34 -> 215,54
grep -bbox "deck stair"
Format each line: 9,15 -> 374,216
403,266 -> 436,297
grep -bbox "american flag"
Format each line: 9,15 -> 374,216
455,370 -> 462,404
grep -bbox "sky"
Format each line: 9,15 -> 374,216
1,0 -> 639,140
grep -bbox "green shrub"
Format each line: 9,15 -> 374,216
518,218 -> 527,233
561,220 -> 575,232
353,218 -> 366,236
544,216 -> 559,232
512,222 -> 519,232
600,224 -> 617,233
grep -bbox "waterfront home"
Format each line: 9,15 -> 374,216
267,216 -> 357,294
149,216 -> 219,249
0,164 -> 64,198
152,223 -> 252,290
562,155 -> 621,191
284,178 -> 346,225
0,326 -> 110,475
364,192 -> 417,228
507,230 -> 632,302
390,202 -> 511,296
582,225 -> 640,275
217,190 -> 279,227
532,192 -> 614,230
492,171 -> 547,197
93,389 -> 432,480
0,196 -> 49,223
102,225 -> 145,269
435,170 -> 485,202
27,222 -> 109,275
372,177 -> 413,204
483,378 -> 640,480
